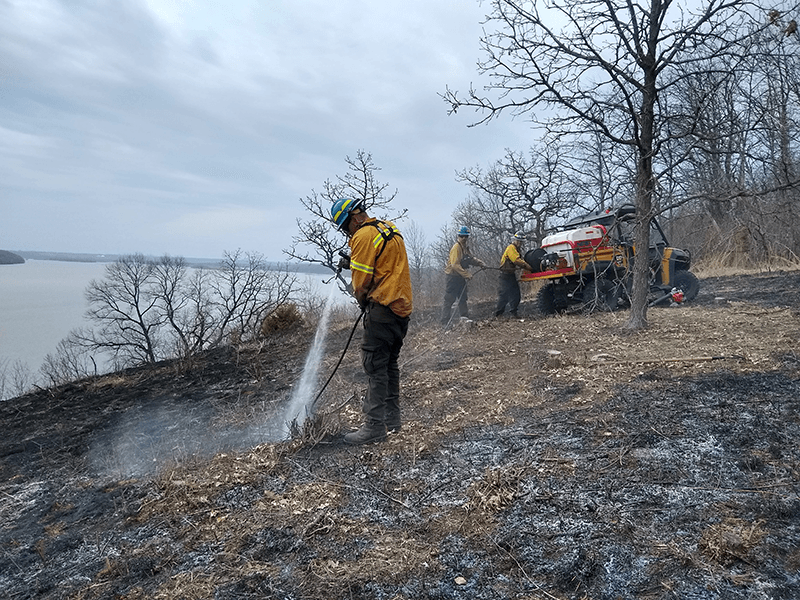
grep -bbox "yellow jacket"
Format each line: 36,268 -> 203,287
349,218 -> 413,317
499,243 -> 526,273
444,240 -> 470,278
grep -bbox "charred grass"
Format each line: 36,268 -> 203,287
2,271 -> 800,599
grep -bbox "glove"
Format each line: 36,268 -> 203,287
464,272 -> 473,281
337,254 -> 351,271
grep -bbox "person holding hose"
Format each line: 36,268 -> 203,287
330,198 -> 413,445
441,226 -> 485,326
495,231 -> 532,318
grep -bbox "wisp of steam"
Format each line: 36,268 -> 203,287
281,283 -> 339,437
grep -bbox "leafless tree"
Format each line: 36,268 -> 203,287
402,220 -> 429,302
0,357 -> 35,400
40,331 -> 97,386
71,252 -> 297,369
176,267 -> 216,354
443,0 -> 790,329
208,250 -> 296,347
563,131 -> 635,216
82,254 -> 162,364
456,145 -> 571,245
286,150 -> 405,291
151,255 -> 195,357
662,18 -> 800,264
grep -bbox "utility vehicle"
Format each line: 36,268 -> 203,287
520,204 -> 700,314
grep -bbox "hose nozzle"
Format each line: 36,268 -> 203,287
336,251 -> 351,272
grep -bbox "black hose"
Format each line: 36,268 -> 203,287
442,266 -> 494,328
309,305 -> 365,412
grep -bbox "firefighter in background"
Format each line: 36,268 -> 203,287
495,231 -> 533,318
330,198 -> 413,445
441,225 -> 485,326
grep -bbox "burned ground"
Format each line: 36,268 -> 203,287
2,270 -> 800,599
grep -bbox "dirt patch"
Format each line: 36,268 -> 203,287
2,271 -> 800,599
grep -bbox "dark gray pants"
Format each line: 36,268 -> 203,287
361,303 -> 409,425
495,272 -> 521,316
441,274 -> 468,324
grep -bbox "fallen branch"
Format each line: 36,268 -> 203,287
590,354 -> 746,365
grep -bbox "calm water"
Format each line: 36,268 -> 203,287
0,259 -> 349,381
0,260 -> 108,375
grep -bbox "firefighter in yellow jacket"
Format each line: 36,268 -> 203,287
441,225 -> 485,325
331,198 -> 413,445
496,231 -> 532,317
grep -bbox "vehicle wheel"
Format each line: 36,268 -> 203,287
581,278 -> 623,313
536,283 -> 559,315
673,270 -> 700,302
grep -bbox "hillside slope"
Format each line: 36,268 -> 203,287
0,250 -> 24,264
2,271 -> 800,600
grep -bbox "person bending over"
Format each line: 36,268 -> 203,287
441,225 -> 485,325
330,198 -> 413,445
495,231 -> 532,318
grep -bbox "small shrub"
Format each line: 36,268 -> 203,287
261,303 -> 303,336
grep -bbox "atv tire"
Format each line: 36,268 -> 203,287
581,278 -> 623,313
536,283 -> 560,315
672,270 -> 700,302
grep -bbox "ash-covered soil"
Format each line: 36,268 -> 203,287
2,270 -> 800,600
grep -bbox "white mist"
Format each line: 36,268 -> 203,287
281,283 -> 339,437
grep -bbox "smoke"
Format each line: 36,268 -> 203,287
87,284 -> 343,479
88,398 -> 286,479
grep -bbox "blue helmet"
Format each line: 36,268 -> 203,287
331,198 -> 364,231
458,226 -> 470,237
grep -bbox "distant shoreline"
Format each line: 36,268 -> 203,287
9,251 -> 330,274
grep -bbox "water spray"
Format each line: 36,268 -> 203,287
281,283 -> 339,436
281,272 -> 365,438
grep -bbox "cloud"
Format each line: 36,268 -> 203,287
157,204 -> 270,250
1,0 -> 532,258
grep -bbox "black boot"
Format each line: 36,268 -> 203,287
344,422 -> 387,445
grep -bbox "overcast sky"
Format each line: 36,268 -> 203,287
1,0 -> 533,261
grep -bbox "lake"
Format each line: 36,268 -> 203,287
0,259 -> 350,397
0,260 -> 108,379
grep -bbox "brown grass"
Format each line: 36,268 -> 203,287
693,252 -> 800,278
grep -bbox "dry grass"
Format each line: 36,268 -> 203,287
260,303 -> 304,335
699,518 -> 766,566
4,270 -> 800,600
693,253 -> 800,278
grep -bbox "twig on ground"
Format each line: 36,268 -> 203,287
590,355 -> 746,365
491,538 -> 563,600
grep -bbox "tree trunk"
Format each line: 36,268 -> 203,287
626,12 -> 660,331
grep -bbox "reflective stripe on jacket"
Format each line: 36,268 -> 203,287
349,218 -> 413,317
